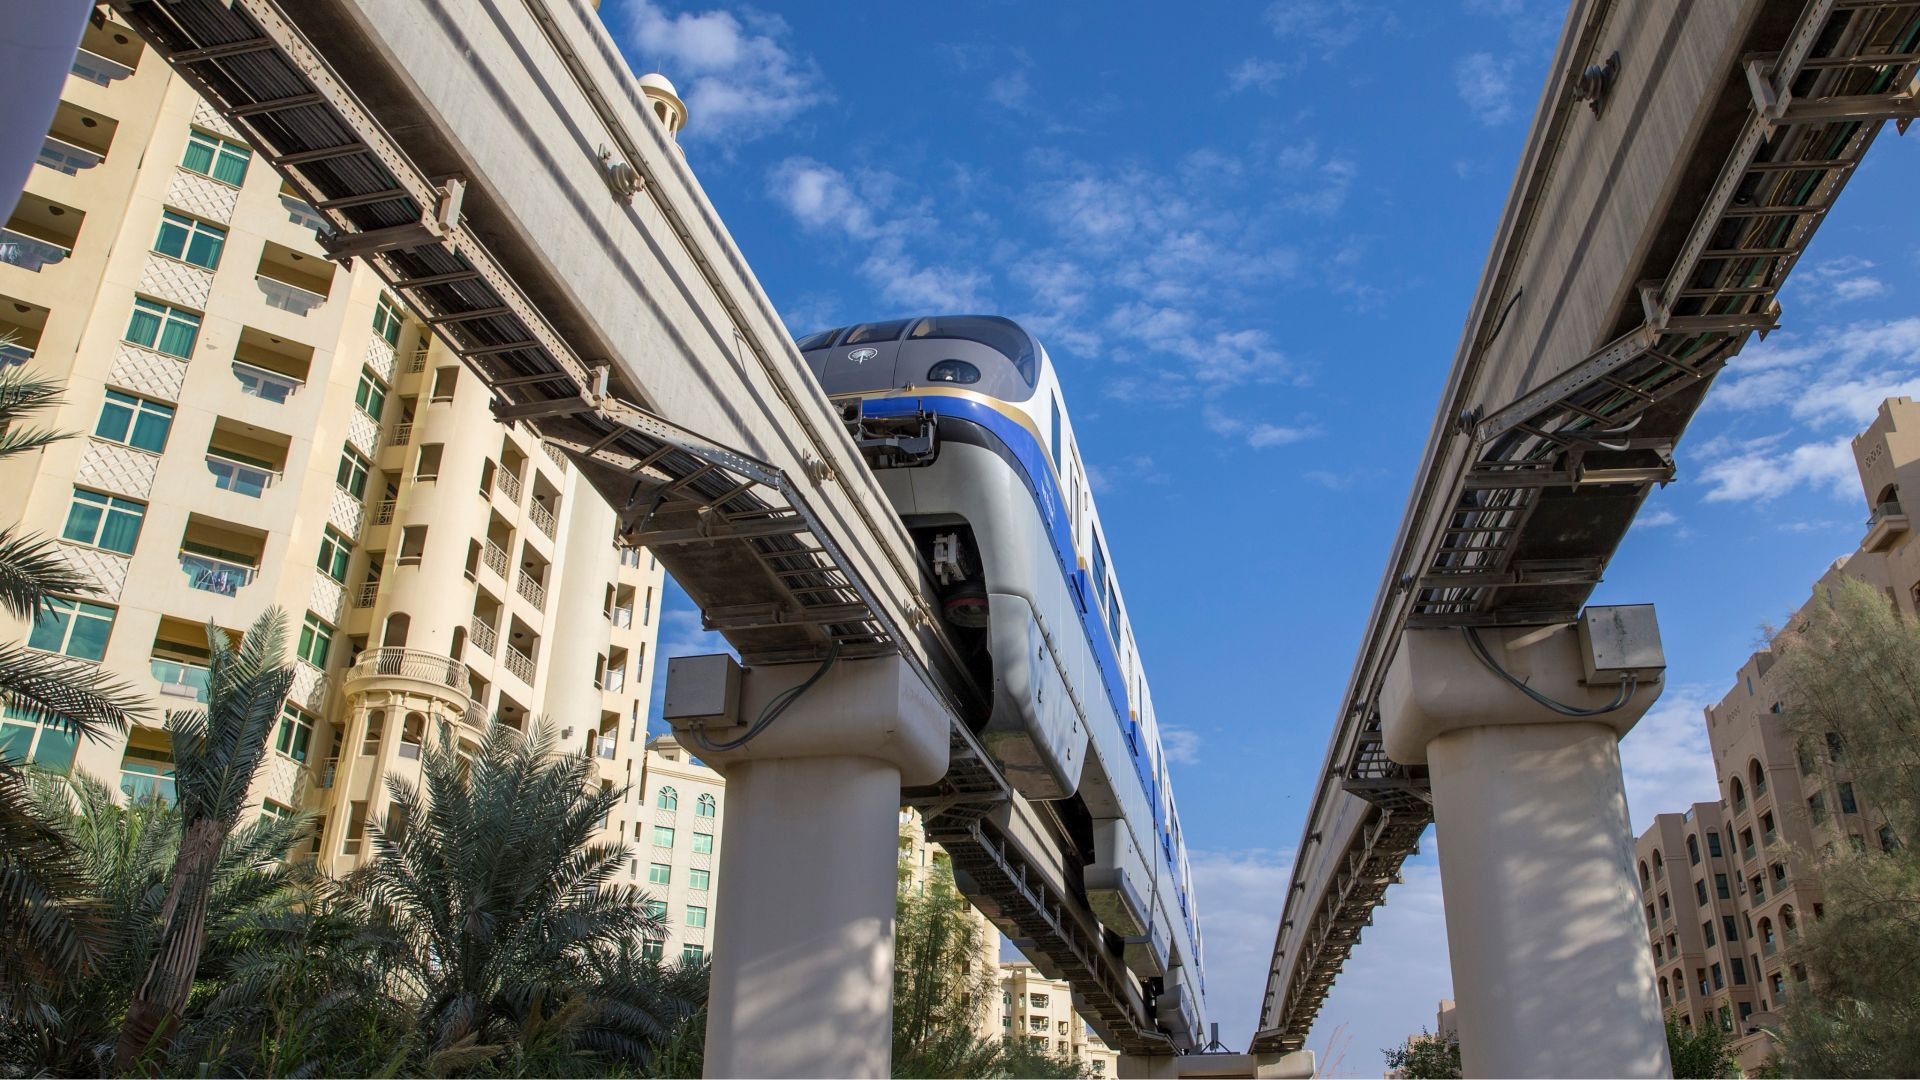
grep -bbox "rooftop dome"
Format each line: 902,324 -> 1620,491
638,72 -> 678,97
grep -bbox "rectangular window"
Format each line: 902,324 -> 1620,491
648,862 -> 672,885
317,526 -> 352,583
274,702 -> 314,762
95,389 -> 174,453
686,905 -> 707,928
296,613 -> 334,668
683,944 -> 704,964
62,488 -> 145,554
1050,395 -> 1062,471
1706,832 -> 1723,858
0,705 -> 80,774
125,297 -> 201,358
688,868 -> 710,891
28,597 -> 115,661
653,825 -> 675,847
336,446 -> 371,498
1710,963 -> 1724,990
431,366 -> 458,403
1695,879 -> 1708,905
1731,957 -> 1747,985
181,128 -> 251,186
354,367 -> 387,421
1703,920 -> 1716,947
373,294 -> 403,347
640,937 -> 664,962
1808,792 -> 1827,825
645,899 -> 667,918
1714,874 -> 1730,900
1723,915 -> 1738,942
1838,781 -> 1858,814
153,209 -> 226,270
691,832 -> 713,854
261,798 -> 296,822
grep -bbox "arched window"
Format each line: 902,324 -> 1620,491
1652,850 -> 1665,878
1639,860 -> 1651,889
1750,759 -> 1767,797
1659,976 -> 1670,1001
657,786 -> 678,811
400,711 -> 426,759
1731,776 -> 1747,810
697,793 -> 716,818
1760,917 -> 1776,956
1781,905 -> 1799,944
1687,835 -> 1701,865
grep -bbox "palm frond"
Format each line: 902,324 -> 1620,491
0,529 -> 96,619
0,642 -> 149,744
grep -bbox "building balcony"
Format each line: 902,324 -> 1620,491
281,195 -> 327,236
150,657 -> 211,703
0,342 -> 32,369
70,48 -> 134,86
0,228 -> 71,273
232,360 -> 304,404
493,464 -> 523,504
355,582 -> 379,609
38,134 -> 104,176
470,616 -> 498,657
179,551 -> 257,597
595,735 -> 617,760
1864,499 -> 1909,552
389,422 -> 412,447
529,500 -> 557,539
206,453 -> 279,498
503,643 -> 536,685
516,569 -> 546,610
343,648 -> 484,725
481,539 -> 509,579
256,274 -> 327,316
373,499 -> 395,526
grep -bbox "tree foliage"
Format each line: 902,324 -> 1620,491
1665,1012 -> 1733,1079
1766,574 -> 1920,1077
1382,1028 -> 1460,1078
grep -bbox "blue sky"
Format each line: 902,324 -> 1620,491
606,0 -> 1920,1070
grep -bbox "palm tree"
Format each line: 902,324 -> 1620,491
0,363 -> 148,1023
115,608 -> 295,1071
346,720 -> 681,1073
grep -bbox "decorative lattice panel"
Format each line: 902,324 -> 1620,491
57,541 -> 130,599
75,439 -> 159,498
137,254 -> 213,311
345,409 -> 380,456
107,343 -> 187,402
364,335 -> 397,384
165,169 -> 239,224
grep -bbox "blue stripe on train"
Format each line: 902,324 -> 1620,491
860,394 -> 1199,954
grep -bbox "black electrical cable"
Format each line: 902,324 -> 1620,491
689,640 -> 841,753
1462,626 -> 1637,717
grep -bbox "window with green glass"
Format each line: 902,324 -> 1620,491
373,294 -> 403,347
682,944 -> 703,963
354,367 -> 387,421
317,526 -> 352,583
153,210 -> 227,270
0,705 -> 80,774
691,832 -> 713,854
653,825 -> 675,848
686,905 -> 707,928
648,862 -> 672,885
62,488 -> 145,554
296,613 -> 334,667
640,938 -> 664,962
261,798 -> 296,822
275,701 -> 314,762
336,445 -> 371,498
645,899 -> 667,919
95,389 -> 174,453
181,128 -> 251,186
696,793 -> 716,817
125,297 -> 201,358
27,597 -> 115,661
688,868 -> 709,891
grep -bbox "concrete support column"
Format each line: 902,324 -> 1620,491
666,653 -> 950,1079
1380,618 -> 1670,1079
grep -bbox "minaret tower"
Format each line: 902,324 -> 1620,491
638,73 -> 687,141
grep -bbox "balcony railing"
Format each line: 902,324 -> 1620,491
470,616 -> 498,657
38,135 -> 103,175
355,582 -> 379,608
232,360 -> 303,403
207,453 -> 278,497
120,769 -> 178,805
602,669 -> 626,693
493,464 -> 523,504
408,342 -> 429,373
543,442 -> 569,469
150,657 -> 211,703
0,229 -> 72,272
180,551 -> 257,596
316,755 -> 339,789
529,500 -> 557,539
482,539 -> 508,578
1872,498 -> 1904,523
0,343 -> 32,369
389,422 -> 412,447
346,647 -> 469,693
516,569 -> 547,609
611,606 -> 634,628
281,195 -> 327,234
71,48 -> 134,86
595,735 -> 617,760
374,500 -> 395,526
504,643 -> 536,684
256,274 -> 327,316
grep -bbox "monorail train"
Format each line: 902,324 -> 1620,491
796,315 -> 1207,1048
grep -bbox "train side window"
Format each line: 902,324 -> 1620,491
1092,534 -> 1109,614
842,319 -> 911,345
907,315 -> 1037,385
794,327 -> 840,350
1050,396 -> 1063,471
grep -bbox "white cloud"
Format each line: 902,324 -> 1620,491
1831,276 -> 1889,302
1454,52 -> 1515,125
1206,406 -> 1320,449
1694,433 -> 1858,503
1188,847 -> 1297,1051
1619,684 -> 1723,833
620,1 -> 827,142
1274,141 -> 1357,217
1227,58 -> 1290,94
1797,256 -> 1894,305
1160,724 -> 1201,766
1264,0 -> 1370,52
1637,508 -> 1680,528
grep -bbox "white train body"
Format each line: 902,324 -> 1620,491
798,316 -> 1207,1048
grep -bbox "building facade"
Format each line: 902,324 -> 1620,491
633,733 -> 725,964
0,10 -> 666,871
1633,395 -> 1917,1067
997,962 -> 1122,1076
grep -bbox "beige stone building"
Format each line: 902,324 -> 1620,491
1634,396 -> 1917,1069
633,733 -> 725,964
0,10 -> 666,871
998,961 -> 1123,1075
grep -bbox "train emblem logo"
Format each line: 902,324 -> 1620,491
846,347 -> 878,363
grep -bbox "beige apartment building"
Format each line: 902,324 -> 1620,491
998,962 -> 1122,1075
633,733 -> 725,964
1634,395 -> 1919,1069
0,11 -> 667,871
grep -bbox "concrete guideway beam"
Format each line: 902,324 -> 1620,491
665,655 -> 950,1079
1381,620 -> 1669,1079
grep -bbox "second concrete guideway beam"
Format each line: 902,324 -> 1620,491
1380,606 -> 1670,1079
662,652 -> 951,1079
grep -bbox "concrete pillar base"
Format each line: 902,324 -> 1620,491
1382,621 -> 1670,1079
